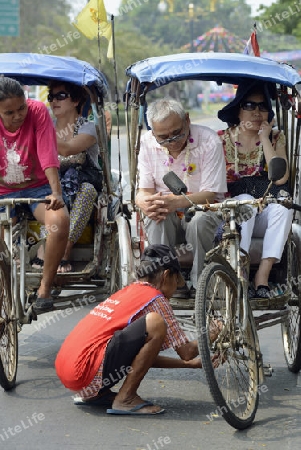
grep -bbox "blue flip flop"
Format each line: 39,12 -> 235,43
107,401 -> 165,415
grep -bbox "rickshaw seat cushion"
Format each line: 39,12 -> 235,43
249,237 -> 263,265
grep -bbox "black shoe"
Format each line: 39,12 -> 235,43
173,284 -> 190,299
34,297 -> 54,312
190,287 -> 196,298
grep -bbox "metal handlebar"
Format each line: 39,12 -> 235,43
0,198 -> 51,206
184,195 -> 301,221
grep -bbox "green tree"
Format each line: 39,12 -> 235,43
116,0 -> 275,52
255,0 -> 301,38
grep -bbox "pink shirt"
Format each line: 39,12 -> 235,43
138,124 -> 227,200
0,99 -> 59,195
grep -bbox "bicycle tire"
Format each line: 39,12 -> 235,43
0,241 -> 18,390
195,262 -> 259,430
110,232 -> 122,294
281,239 -> 301,372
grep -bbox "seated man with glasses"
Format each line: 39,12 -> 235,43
135,98 -> 227,298
217,80 -> 292,299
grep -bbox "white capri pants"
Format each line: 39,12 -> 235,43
236,194 -> 293,262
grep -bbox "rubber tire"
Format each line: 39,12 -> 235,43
195,262 -> 259,430
0,243 -> 18,391
281,239 -> 301,372
110,232 -> 122,295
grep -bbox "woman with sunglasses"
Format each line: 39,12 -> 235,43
32,81 -> 103,273
218,81 -> 293,299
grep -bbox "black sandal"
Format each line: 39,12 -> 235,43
57,260 -> 73,273
255,285 -> 271,299
31,256 -> 44,269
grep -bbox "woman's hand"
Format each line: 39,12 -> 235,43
258,118 -> 274,141
45,193 -> 65,210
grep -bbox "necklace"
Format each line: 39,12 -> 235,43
56,116 -> 84,141
162,136 -> 195,185
228,127 -> 263,177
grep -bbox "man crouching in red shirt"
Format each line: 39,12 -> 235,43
55,244 -> 220,415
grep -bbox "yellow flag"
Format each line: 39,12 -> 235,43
73,0 -> 113,58
37,86 -> 49,105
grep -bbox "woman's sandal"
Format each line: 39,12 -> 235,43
31,256 -> 44,270
255,285 -> 271,299
57,260 -> 73,273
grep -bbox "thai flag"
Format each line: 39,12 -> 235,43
244,27 -> 260,57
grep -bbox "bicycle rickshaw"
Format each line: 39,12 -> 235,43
125,52 -> 301,429
0,53 -> 135,391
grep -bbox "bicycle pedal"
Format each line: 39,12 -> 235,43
263,363 -> 273,377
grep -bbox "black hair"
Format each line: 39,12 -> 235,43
218,80 -> 275,126
136,261 -> 165,284
136,246 -> 179,282
48,80 -> 88,114
0,76 -> 25,102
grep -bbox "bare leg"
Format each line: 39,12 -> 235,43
111,312 -> 167,413
34,204 -> 69,298
57,240 -> 74,273
254,257 -> 277,289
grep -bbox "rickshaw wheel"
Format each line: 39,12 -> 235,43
196,262 -> 259,430
110,232 -> 122,295
281,239 -> 301,372
0,248 -> 18,390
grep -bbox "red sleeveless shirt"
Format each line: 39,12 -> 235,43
55,283 -> 162,390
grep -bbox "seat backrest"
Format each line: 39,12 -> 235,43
249,237 -> 263,266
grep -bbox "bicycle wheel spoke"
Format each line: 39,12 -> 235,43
0,260 -> 18,390
196,262 -> 259,430
281,240 -> 301,372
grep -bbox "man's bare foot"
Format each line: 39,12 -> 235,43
109,394 -> 164,415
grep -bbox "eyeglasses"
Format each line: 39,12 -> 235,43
240,101 -> 269,112
47,91 -> 70,102
154,124 -> 186,146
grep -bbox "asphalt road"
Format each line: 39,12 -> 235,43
0,301 -> 300,450
1,115 -> 301,450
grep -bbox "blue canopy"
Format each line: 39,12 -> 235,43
126,52 -> 301,89
0,53 -> 108,97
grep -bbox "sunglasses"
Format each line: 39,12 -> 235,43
157,132 -> 185,146
240,101 -> 269,112
154,123 -> 187,146
47,91 -> 70,102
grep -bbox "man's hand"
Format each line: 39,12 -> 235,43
138,192 -> 169,223
45,193 -> 65,210
137,192 -> 181,223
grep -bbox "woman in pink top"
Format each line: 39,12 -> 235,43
0,76 -> 69,312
